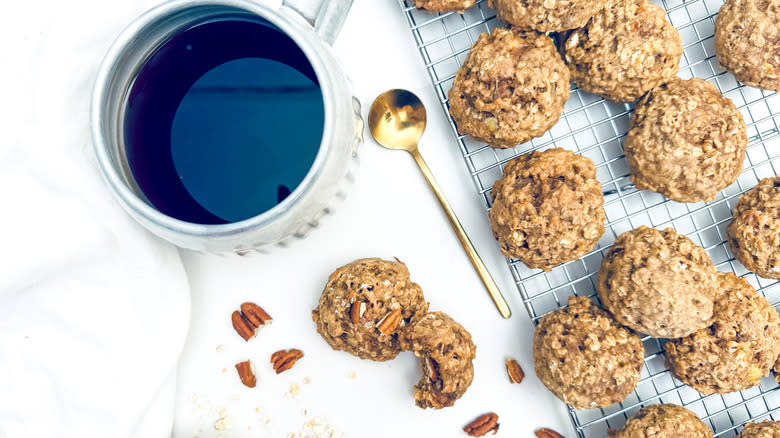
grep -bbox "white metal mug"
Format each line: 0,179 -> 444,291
91,0 -> 362,254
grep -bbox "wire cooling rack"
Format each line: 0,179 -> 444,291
397,0 -> 780,436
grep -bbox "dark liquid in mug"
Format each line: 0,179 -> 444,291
123,17 -> 324,224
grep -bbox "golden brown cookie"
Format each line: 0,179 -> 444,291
489,148 -> 605,271
714,0 -> 780,91
312,258 -> 428,361
533,296 -> 644,409
448,28 -> 570,149
665,273 -> 780,394
561,0 -> 682,102
727,176 -> 780,279
739,421 -> 780,438
487,0 -> 609,32
400,311 -> 476,409
414,0 -> 476,13
624,78 -> 747,202
612,404 -> 713,438
597,226 -> 718,338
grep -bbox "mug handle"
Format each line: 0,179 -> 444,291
280,0 -> 354,46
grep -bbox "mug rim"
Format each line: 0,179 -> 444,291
91,0 -> 337,238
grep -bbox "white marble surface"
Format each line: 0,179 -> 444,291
172,0 -> 572,437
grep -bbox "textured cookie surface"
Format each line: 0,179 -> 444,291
313,258 -> 428,361
533,296 -> 644,409
448,28 -> 570,149
489,148 -> 605,271
597,226 -> 718,338
714,0 -> 780,91
665,272 -> 780,394
487,0 -> 609,32
400,311 -> 476,409
624,78 -> 747,202
727,176 -> 780,279
612,404 -> 713,438
414,0 -> 477,12
562,0 -> 682,102
738,421 -> 780,438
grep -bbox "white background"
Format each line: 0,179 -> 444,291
172,0 -> 572,437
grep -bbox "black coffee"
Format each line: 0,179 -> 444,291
123,17 -> 324,224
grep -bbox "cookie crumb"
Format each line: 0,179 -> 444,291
216,344 -> 224,352
348,371 -> 357,379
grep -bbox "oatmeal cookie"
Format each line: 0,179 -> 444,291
739,421 -> 780,438
612,404 -> 713,438
714,0 -> 780,91
489,148 -> 605,271
624,78 -> 747,202
448,28 -> 570,149
561,0 -> 682,102
597,226 -> 718,338
665,273 -> 780,394
533,296 -> 644,409
312,258 -> 428,361
400,311 -> 476,409
487,0 -> 609,32
727,176 -> 780,279
414,0 -> 476,13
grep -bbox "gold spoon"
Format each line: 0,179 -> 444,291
368,89 -> 511,319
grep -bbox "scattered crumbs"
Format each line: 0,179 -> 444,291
303,376 -> 312,384
231,395 -> 240,401
301,408 -> 308,416
255,406 -> 263,413
221,368 -> 227,374
285,382 -> 301,398
214,408 -> 232,431
264,417 -> 273,425
216,344 -> 224,352
288,434 -> 297,438
191,394 -> 198,403
348,371 -> 357,379
248,426 -> 252,430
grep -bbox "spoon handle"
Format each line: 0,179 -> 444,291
408,148 -> 512,319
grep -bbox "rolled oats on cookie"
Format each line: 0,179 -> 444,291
487,0 -> 609,32
414,0 -> 476,13
533,296 -> 644,409
665,272 -> 780,394
727,176 -> 780,279
597,226 -> 718,338
562,0 -> 682,102
312,258 -> 428,361
400,311 -> 476,409
612,404 -> 713,438
714,0 -> 780,91
448,28 -> 570,149
624,78 -> 747,203
489,148 -> 605,271
738,421 -> 780,438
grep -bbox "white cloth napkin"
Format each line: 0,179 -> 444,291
0,1 -> 190,437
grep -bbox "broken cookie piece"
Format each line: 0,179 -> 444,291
400,311 -> 476,409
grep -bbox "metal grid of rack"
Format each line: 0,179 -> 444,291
397,0 -> 780,436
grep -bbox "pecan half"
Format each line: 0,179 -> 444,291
463,413 -> 500,437
231,302 -> 272,341
506,358 -> 525,384
271,348 -> 304,374
350,301 -> 366,324
235,360 -> 257,388
376,308 -> 402,336
535,428 -> 565,438
425,356 -> 440,382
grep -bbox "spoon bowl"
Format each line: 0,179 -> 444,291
367,89 -> 511,319
368,89 -> 427,152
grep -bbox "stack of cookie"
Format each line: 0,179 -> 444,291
533,224 -> 780,409
311,257 -> 477,409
